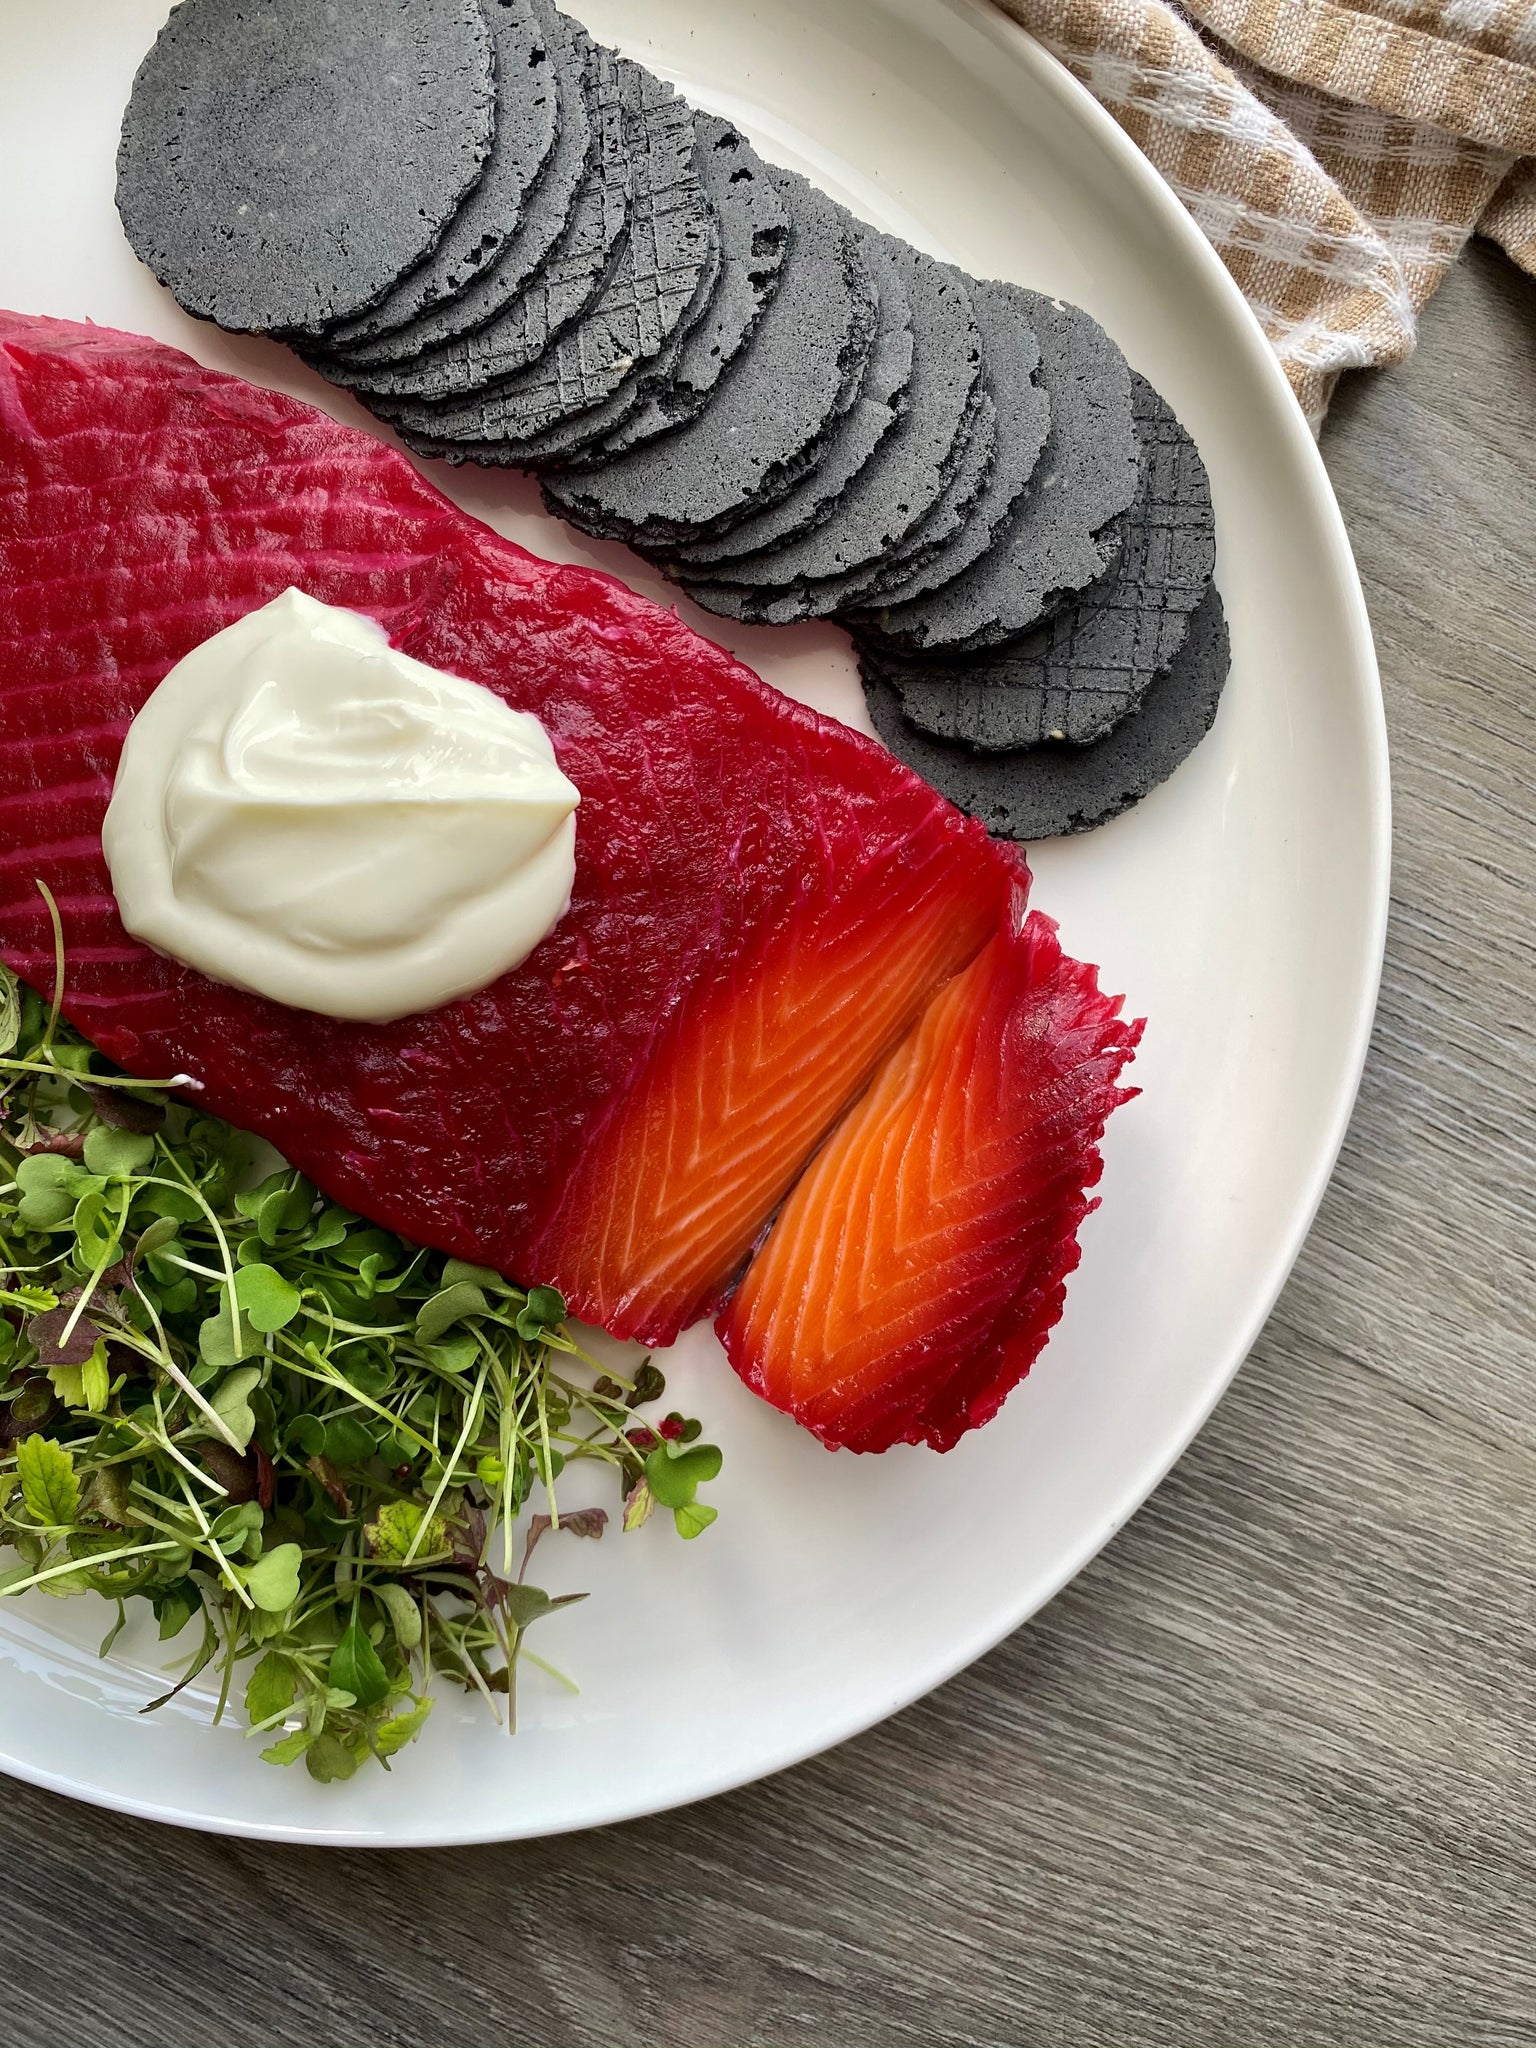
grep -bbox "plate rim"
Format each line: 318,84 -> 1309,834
0,0 -> 1390,1846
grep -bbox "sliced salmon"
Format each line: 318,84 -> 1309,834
718,911 -> 1142,1452
0,313 -> 1016,1349
522,822 -> 1011,1337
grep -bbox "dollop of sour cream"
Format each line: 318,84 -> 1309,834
102,588 -> 580,1022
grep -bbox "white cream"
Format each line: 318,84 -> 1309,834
102,588 -> 580,1022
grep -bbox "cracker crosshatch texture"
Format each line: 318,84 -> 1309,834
892,380 -> 1216,752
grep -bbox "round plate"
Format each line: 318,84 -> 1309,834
0,0 -> 1387,1844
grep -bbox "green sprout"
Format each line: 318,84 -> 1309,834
0,902 -> 720,1783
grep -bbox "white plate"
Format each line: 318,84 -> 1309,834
0,0 -> 1386,1845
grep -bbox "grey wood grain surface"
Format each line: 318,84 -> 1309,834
2,243 -> 1533,2048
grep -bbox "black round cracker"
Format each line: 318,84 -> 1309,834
548,174 -> 879,539
867,383 -> 1001,586
543,169 -> 880,545
316,0 -> 595,372
504,104 -> 794,470
859,290 -> 1138,653
116,0 -> 496,337
396,253 -> 715,472
326,33 -> 630,404
662,226 -> 915,568
705,373 -> 1001,628
375,64 -> 711,457
502,200 -> 725,467
844,274 -> 1049,614
861,582 -> 1230,840
415,228 -> 876,487
688,375 -> 998,626
886,378 -> 1215,750
587,114 -> 791,463
317,0 -> 558,350
690,241 -> 983,593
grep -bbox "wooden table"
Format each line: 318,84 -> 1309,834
6,243 -> 1533,2048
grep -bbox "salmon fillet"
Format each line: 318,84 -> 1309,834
0,312 -> 1017,1345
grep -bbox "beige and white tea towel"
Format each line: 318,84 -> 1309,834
988,0 -> 1536,423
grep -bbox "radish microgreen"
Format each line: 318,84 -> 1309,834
0,939 -> 720,1783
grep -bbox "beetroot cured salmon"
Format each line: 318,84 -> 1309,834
522,848 -> 1004,1336
718,911 -> 1142,1451
0,312 -> 1017,1346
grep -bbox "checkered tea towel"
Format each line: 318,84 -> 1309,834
989,0 -> 1536,424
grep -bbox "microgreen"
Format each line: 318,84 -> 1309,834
0,933 -> 721,1784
